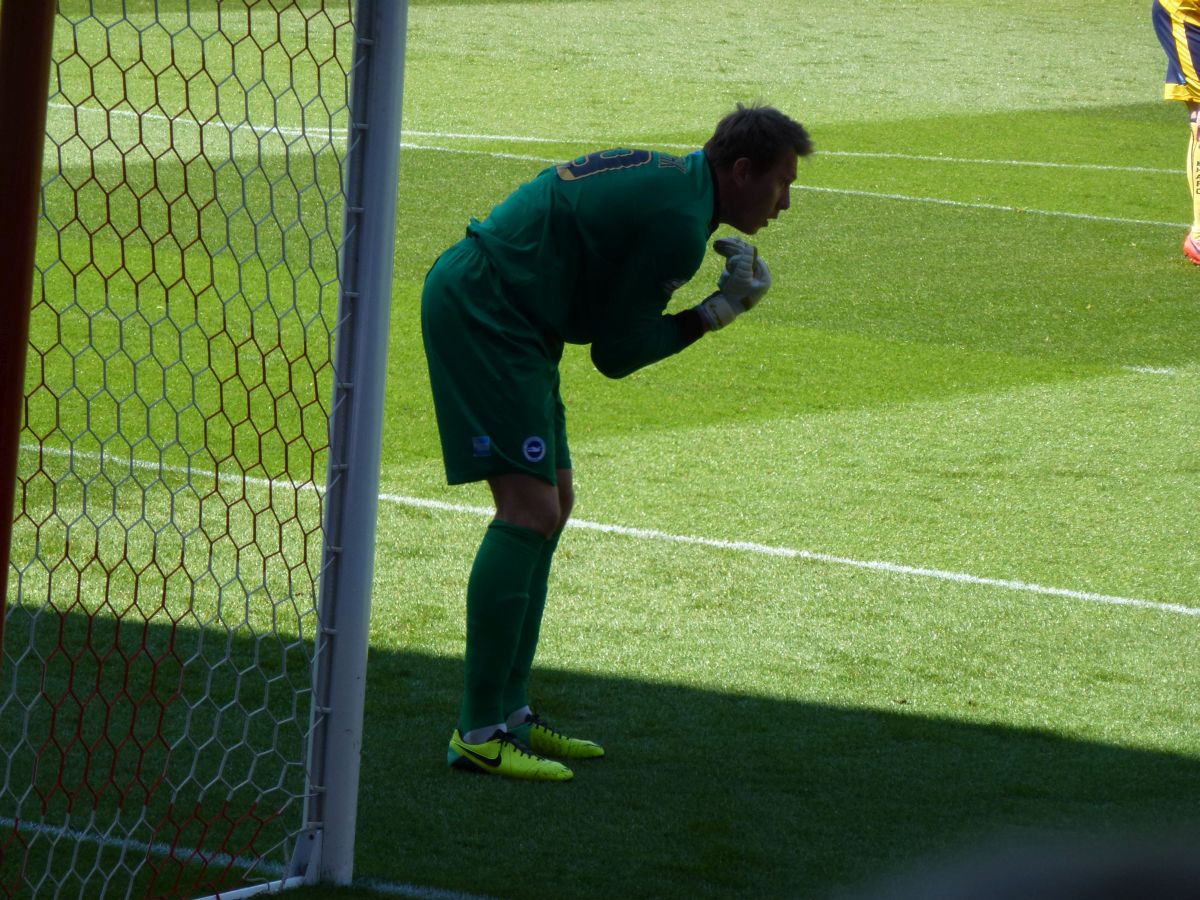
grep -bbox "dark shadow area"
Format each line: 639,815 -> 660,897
411,0 -> 622,5
4,604 -> 1197,899
358,649 -> 1200,899
0,604 -> 311,899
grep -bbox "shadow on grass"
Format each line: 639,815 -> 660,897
358,649 -> 1200,899
4,606 -> 1196,899
0,604 -> 311,899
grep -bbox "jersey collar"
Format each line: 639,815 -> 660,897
702,150 -> 720,234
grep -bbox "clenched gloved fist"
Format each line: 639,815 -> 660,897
694,251 -> 755,331
712,236 -> 755,260
713,237 -> 771,308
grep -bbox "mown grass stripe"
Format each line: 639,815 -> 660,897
49,103 -> 1179,176
19,443 -> 1195,619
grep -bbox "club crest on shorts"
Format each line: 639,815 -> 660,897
522,436 -> 546,463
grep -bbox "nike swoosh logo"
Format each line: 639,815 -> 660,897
457,744 -> 503,768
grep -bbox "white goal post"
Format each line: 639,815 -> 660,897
0,2 -> 408,896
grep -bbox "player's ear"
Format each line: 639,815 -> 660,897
731,156 -> 754,185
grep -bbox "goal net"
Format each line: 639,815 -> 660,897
1,2 -> 374,896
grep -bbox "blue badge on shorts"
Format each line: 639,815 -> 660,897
472,436 -> 491,457
522,436 -> 546,463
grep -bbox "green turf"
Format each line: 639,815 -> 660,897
6,0 -> 1200,898
356,0 -> 1200,896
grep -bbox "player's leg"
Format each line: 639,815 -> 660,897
450,477 -> 578,777
458,502 -> 552,739
463,470 -> 563,745
447,477 -> 572,782
505,520 -> 607,758
453,453 -> 585,777
500,468 -> 603,759
501,380 -> 572,718
1186,101 -> 1200,263
1153,0 -> 1200,262
498,501 -> 606,760
501,467 -> 571,721
498,385 -> 605,760
422,241 -> 572,780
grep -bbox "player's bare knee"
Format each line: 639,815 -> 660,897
528,504 -> 563,538
555,469 -> 574,532
494,496 -> 561,537
557,489 -> 574,530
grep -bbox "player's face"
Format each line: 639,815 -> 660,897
730,150 -> 798,234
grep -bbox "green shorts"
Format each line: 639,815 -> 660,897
421,237 -> 571,485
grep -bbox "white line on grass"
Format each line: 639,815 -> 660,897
397,140 -> 1193,229
402,131 -> 1178,176
50,102 -> 1179,176
47,102 -> 1186,227
0,816 -> 283,889
402,142 -> 561,164
0,816 -> 488,900
793,184 -> 1187,229
386,494 -> 1198,618
1123,364 -> 1180,375
21,443 -> 1197,617
805,149 -> 1176,176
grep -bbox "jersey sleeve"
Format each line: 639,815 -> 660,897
588,222 -> 706,379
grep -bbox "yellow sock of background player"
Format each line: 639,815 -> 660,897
1189,107 -> 1200,238
1184,106 -> 1200,264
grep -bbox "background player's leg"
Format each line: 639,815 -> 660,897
1186,103 -> 1200,263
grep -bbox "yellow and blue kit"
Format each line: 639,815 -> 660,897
1154,0 -> 1200,101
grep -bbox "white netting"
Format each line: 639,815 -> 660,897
2,3 -> 355,896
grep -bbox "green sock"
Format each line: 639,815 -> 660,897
502,529 -> 562,718
458,520 -> 546,735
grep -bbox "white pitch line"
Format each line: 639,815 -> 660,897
398,142 -> 1189,229
46,101 -> 342,148
47,102 -> 1186,226
0,815 -> 287,886
794,184 -> 1187,229
50,102 -> 1178,176
0,815 -> 489,900
811,149 -> 1176,175
1123,364 -> 1180,375
402,142 -> 559,165
20,443 -> 1198,618
403,131 -> 1178,175
383,493 -> 1198,618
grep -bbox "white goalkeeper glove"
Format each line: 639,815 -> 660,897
712,236 -> 755,259
713,237 -> 772,308
694,250 -> 755,331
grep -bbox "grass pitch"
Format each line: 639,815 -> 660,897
353,0 -> 1199,897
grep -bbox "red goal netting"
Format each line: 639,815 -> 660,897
2,3 -> 356,896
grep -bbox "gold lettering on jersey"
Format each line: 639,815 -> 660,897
657,153 -> 686,173
556,149 -> 653,181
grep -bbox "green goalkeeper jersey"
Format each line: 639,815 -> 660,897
466,148 -> 717,377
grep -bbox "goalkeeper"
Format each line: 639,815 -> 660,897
421,103 -> 813,782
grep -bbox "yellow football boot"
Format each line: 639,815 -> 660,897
447,729 -> 573,781
510,712 -> 605,760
